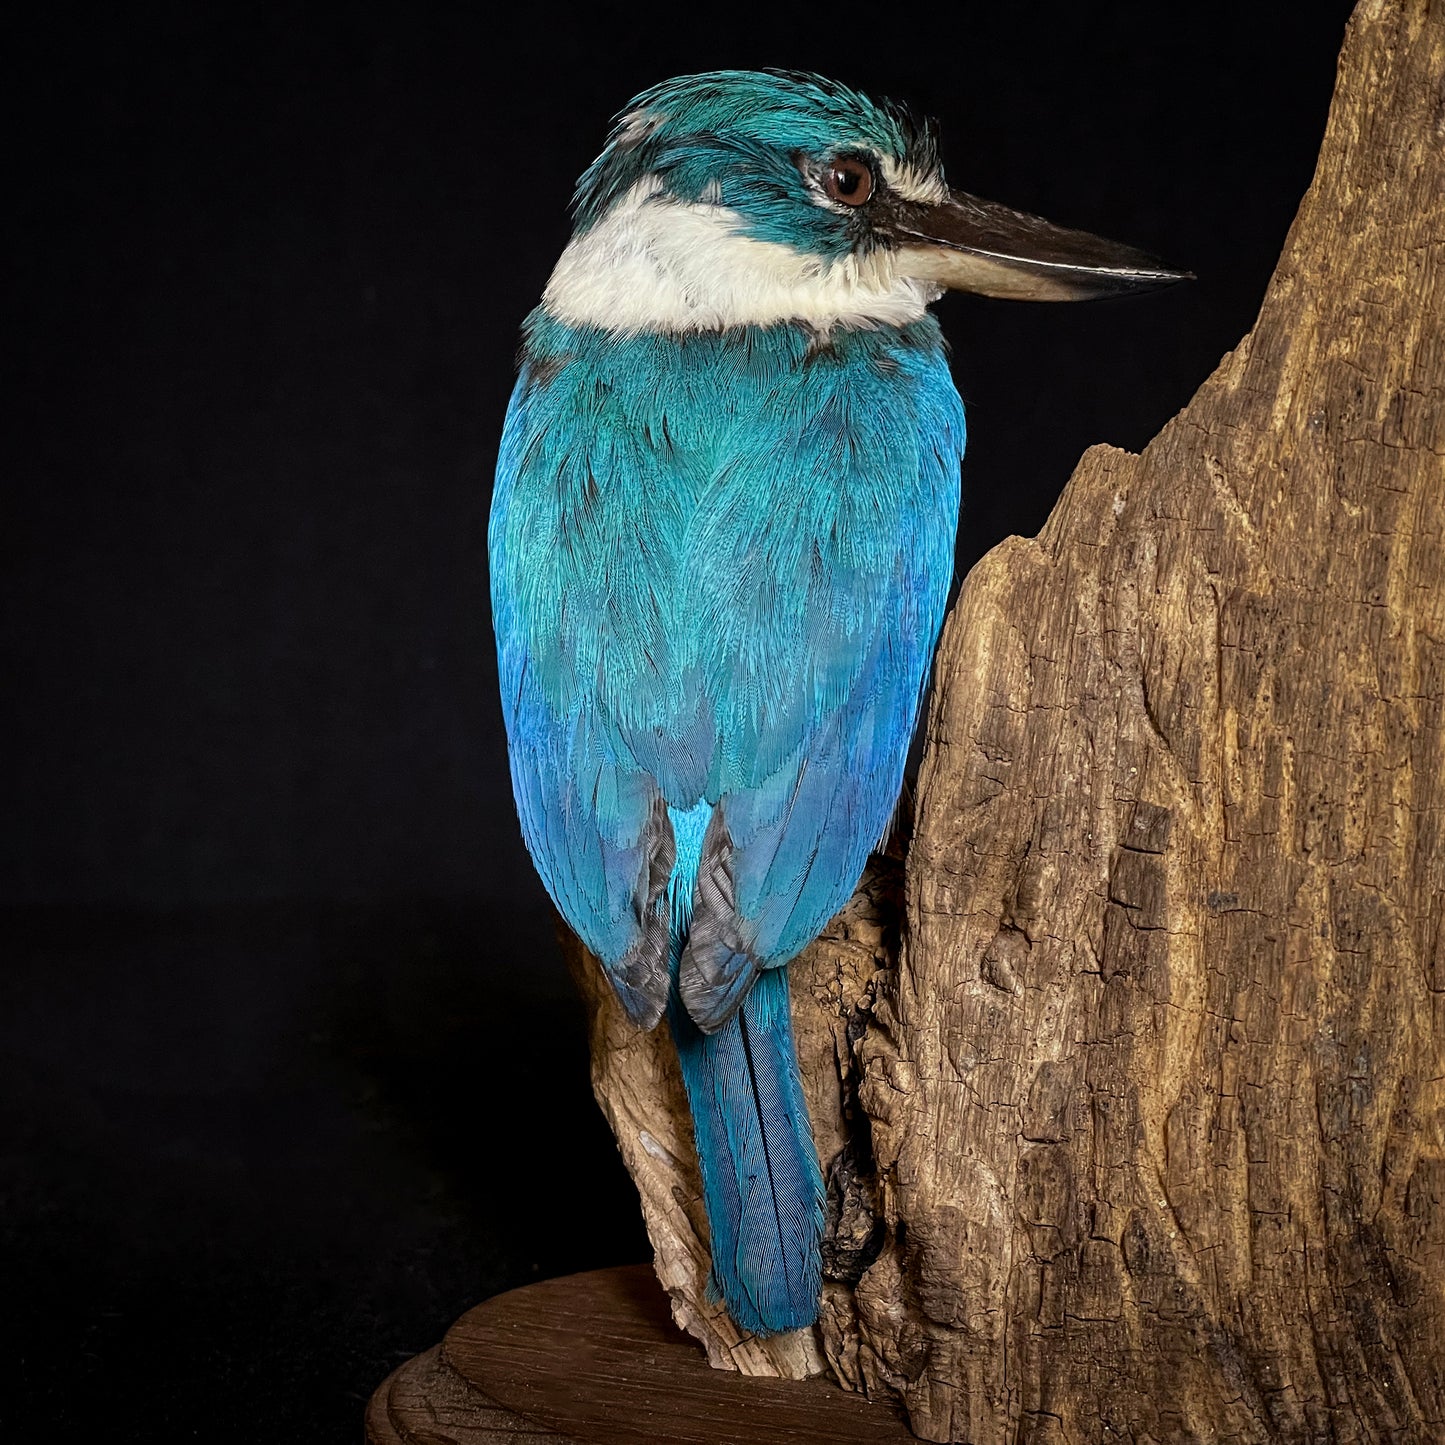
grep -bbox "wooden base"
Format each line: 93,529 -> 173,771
366,1265 -> 917,1444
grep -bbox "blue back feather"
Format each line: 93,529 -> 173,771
492,313 -> 962,975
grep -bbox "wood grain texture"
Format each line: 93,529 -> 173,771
569,0 -> 1445,1439
365,1267 -> 917,1444
367,1346 -> 566,1444
448,1265 -> 915,1442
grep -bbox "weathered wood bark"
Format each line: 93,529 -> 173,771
568,0 -> 1445,1438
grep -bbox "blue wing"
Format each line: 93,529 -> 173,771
676,332 -> 963,1025
490,316 -> 963,1031
489,334 -> 706,1028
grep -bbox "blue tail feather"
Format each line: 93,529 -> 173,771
666,803 -> 824,1336
669,969 -> 825,1336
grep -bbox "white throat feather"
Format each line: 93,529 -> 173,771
542,178 -> 939,334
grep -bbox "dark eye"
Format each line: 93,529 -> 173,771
823,158 -> 874,207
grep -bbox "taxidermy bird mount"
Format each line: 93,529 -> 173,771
490,70 -> 1186,1340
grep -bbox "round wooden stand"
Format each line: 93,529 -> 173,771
366,1265 -> 917,1444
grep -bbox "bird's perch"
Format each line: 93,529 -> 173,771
567,0 -> 1445,1437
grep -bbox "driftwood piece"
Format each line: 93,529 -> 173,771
568,0 -> 1445,1437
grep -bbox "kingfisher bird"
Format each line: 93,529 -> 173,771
490,70 -> 1184,1338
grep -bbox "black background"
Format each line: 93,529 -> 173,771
6,2 -> 1352,1439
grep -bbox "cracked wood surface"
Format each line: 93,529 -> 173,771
569,0 -> 1445,1438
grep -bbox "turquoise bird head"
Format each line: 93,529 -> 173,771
545,69 -> 1188,334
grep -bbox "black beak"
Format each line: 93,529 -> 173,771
879,188 -> 1191,301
